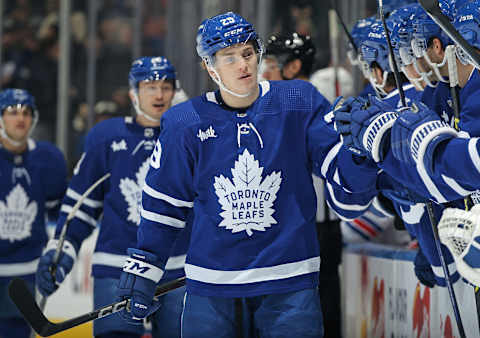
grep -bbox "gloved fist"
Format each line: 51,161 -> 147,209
414,247 -> 436,288
116,248 -> 163,324
391,101 -> 457,173
36,239 -> 77,297
334,95 -> 397,162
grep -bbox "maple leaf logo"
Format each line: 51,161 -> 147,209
0,184 -> 37,242
119,159 -> 150,225
214,149 -> 282,236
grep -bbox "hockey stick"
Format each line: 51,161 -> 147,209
329,1 -> 357,52
377,0 -> 466,336
39,172 -> 111,310
329,9 -> 341,97
418,0 -> 480,70
9,276 -> 186,337
378,0 -> 406,107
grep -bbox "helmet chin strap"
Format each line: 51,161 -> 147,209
204,51 -> 262,99
422,49 -> 449,83
131,91 -> 161,123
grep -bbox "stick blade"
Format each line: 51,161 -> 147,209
8,278 -> 55,337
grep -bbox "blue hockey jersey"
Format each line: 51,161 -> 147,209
0,140 -> 66,282
56,117 -> 189,281
382,83 -> 423,109
138,80 -> 379,297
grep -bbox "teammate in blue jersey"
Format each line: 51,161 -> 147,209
36,57 -> 189,338
115,11 -> 380,338
0,89 -> 67,338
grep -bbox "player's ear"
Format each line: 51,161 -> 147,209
432,38 -> 444,57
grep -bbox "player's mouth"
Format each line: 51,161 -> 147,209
239,74 -> 252,80
152,103 -> 165,109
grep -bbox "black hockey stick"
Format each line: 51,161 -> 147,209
9,276 -> 186,337
39,172 -> 111,310
378,0 -> 466,336
419,0 -> 480,70
329,0 -> 357,52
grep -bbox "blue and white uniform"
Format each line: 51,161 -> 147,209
139,80 -> 378,298
0,139 -> 66,335
56,116 -> 189,336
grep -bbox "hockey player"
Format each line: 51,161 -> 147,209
0,88 -> 67,338
263,31 -> 343,338
116,11 -> 380,337
36,57 -> 189,338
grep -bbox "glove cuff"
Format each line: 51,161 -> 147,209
410,120 -> 457,174
44,239 -> 77,261
123,248 -> 163,283
362,111 -> 398,162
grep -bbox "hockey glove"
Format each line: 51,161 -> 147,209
391,101 -> 457,174
334,95 -> 397,162
36,238 -> 78,297
116,248 -> 163,324
439,205 -> 480,287
414,247 -> 436,288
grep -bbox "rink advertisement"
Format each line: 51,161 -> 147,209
342,243 -> 479,338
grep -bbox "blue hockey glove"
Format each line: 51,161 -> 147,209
334,95 -> 397,162
116,248 -> 163,324
36,239 -> 78,297
391,101 -> 457,174
414,247 -> 436,288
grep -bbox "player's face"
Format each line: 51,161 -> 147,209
137,80 -> 175,120
213,42 -> 259,95
1,105 -> 33,142
261,57 -> 282,81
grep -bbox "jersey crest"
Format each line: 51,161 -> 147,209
119,159 -> 150,225
214,149 -> 282,236
0,184 -> 37,242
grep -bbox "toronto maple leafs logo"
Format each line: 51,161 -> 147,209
214,149 -> 282,236
119,159 -> 150,225
0,184 -> 37,242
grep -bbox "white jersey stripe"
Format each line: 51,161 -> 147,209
92,252 -> 186,270
321,142 -> 342,178
66,188 -> 104,208
0,258 -> 39,276
61,205 -> 97,227
326,181 -> 371,211
140,208 -> 186,228
441,174 -> 476,196
143,183 -> 194,208
45,199 -> 61,209
432,261 -> 457,278
469,138 -> 480,175
185,256 -> 320,284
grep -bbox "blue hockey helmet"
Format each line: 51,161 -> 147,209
0,88 -> 37,115
128,56 -> 176,92
196,11 -> 263,64
382,0 -> 417,15
453,0 -> 480,65
348,16 -> 377,65
0,88 -> 39,144
390,4 -> 422,65
361,22 -> 391,72
411,0 -> 456,58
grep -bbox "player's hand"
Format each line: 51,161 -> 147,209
334,95 -> 397,162
414,247 -> 436,288
36,239 -> 77,297
391,101 -> 457,173
116,248 -> 163,324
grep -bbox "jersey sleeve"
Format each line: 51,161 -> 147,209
54,130 -> 109,251
137,109 -> 196,274
306,86 -> 379,220
42,145 -> 68,222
